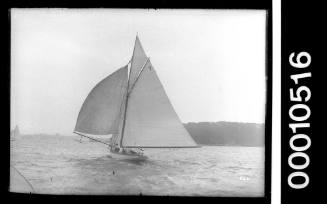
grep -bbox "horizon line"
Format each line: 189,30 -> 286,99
12,120 -> 265,135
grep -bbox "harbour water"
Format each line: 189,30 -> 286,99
10,135 -> 264,196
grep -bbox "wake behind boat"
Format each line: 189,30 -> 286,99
74,35 -> 198,159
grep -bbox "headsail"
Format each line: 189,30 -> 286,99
121,60 -> 197,148
74,66 -> 128,135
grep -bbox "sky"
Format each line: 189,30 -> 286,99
11,9 -> 267,135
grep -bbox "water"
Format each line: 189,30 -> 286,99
10,135 -> 264,196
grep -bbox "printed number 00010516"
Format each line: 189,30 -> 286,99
288,52 -> 312,189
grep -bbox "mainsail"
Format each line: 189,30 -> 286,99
121,60 -> 197,147
74,66 -> 128,135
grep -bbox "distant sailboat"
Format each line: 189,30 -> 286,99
11,125 -> 20,141
74,36 -> 198,159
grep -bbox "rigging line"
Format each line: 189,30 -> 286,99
128,57 -> 150,95
127,60 -> 133,90
74,131 -> 111,146
11,165 -> 35,193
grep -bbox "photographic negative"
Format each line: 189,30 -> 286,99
10,9 -> 269,197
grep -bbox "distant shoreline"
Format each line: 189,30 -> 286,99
184,121 -> 265,147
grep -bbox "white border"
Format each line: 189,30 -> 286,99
272,0 -> 281,203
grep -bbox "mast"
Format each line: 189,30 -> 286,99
119,63 -> 132,147
119,35 -> 151,148
119,35 -> 135,147
119,57 -> 149,147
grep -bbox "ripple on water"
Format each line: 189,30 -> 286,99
10,135 -> 264,196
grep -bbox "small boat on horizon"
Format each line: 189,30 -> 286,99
74,35 -> 199,159
10,125 -> 20,141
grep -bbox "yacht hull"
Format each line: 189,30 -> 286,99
109,151 -> 147,160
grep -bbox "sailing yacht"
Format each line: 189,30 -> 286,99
74,36 -> 198,159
